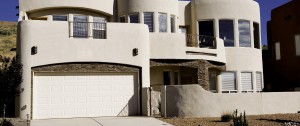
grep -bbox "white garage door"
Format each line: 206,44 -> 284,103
33,72 -> 138,119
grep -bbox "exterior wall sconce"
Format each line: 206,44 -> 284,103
31,46 -> 37,55
133,48 -> 138,56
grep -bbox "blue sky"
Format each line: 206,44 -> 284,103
0,0 -> 292,45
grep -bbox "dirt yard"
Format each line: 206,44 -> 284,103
158,114 -> 300,126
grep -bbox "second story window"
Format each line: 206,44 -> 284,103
219,20 -> 234,47
53,15 -> 68,21
130,13 -> 139,23
93,17 -> 106,39
73,15 -> 88,38
159,13 -> 167,32
239,20 -> 251,47
119,16 -> 126,23
170,15 -> 176,33
144,12 -> 154,32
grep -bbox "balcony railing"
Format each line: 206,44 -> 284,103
69,22 -> 106,39
186,34 -> 216,49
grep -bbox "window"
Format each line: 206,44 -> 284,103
219,20 -> 234,47
198,20 -> 214,37
159,13 -> 167,32
198,20 -> 215,47
119,16 -> 126,23
209,70 -> 217,92
221,72 -> 237,93
93,17 -> 106,39
253,22 -> 260,49
163,71 -> 171,85
171,15 -> 176,33
53,15 -> 67,21
256,72 -> 263,92
239,20 -> 251,47
130,13 -> 139,23
73,15 -> 88,38
295,35 -> 300,56
144,12 -> 154,32
174,71 -> 179,85
275,42 -> 281,60
241,72 -> 253,92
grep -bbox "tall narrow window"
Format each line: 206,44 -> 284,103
239,20 -> 251,47
219,20 -> 234,47
241,72 -> 253,92
221,72 -> 237,93
275,42 -> 281,60
295,35 -> 300,56
198,20 -> 215,47
163,71 -> 171,85
209,70 -> 217,92
256,72 -> 263,92
119,16 -> 126,23
171,15 -> 176,33
174,72 -> 179,85
254,22 -> 260,49
159,13 -> 167,32
144,12 -> 154,32
130,13 -> 139,23
93,17 -> 106,39
73,15 -> 88,38
53,15 -> 67,21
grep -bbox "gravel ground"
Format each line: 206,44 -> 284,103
158,114 -> 300,126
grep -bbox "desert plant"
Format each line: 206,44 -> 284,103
221,112 -> 233,122
231,109 -> 248,126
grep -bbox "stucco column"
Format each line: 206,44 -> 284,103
167,13 -> 171,33
139,12 -> 144,24
69,14 -> 74,38
250,20 -> 254,48
236,71 -> 242,93
215,19 -> 219,38
88,16 -> 93,39
47,15 -> 53,21
252,71 -> 257,92
154,12 -> 159,33
217,72 -> 222,93
234,19 -> 239,47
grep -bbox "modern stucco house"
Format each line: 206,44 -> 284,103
17,0 -> 264,119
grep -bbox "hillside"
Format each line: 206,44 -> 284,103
0,21 -> 17,59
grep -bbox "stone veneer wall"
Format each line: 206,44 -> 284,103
150,60 -> 225,90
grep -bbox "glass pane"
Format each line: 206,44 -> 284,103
93,17 -> 106,39
174,72 -> 179,85
163,71 -> 171,85
209,71 -> 217,91
159,13 -> 167,32
254,23 -> 260,49
144,12 -> 154,32
199,20 -> 214,37
171,16 -> 176,33
219,20 -> 234,47
130,14 -> 139,23
53,15 -> 67,21
239,20 -> 251,47
119,16 -> 126,23
73,15 -> 88,38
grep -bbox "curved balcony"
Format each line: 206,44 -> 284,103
19,0 -> 114,15
150,33 -> 226,63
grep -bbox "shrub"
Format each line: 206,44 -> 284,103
0,118 -> 13,126
231,109 -> 248,126
221,113 -> 233,122
0,56 -> 23,117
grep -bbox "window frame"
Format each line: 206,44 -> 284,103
219,19 -> 235,47
129,13 -> 139,23
144,12 -> 154,32
158,12 -> 168,33
170,15 -> 176,33
221,71 -> 237,93
241,71 -> 254,93
53,15 -> 68,21
253,22 -> 260,49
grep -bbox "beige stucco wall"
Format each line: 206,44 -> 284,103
19,0 -> 114,15
178,1 -> 191,26
162,85 -> 300,117
150,33 -> 226,63
17,20 -> 150,119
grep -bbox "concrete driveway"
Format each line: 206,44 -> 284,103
30,117 -> 172,126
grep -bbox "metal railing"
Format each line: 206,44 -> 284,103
186,34 -> 216,49
69,22 -> 106,39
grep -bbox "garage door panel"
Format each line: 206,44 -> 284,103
33,72 -> 138,119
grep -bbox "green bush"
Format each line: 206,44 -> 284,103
231,109 -> 248,126
221,113 -> 233,122
0,118 -> 13,126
